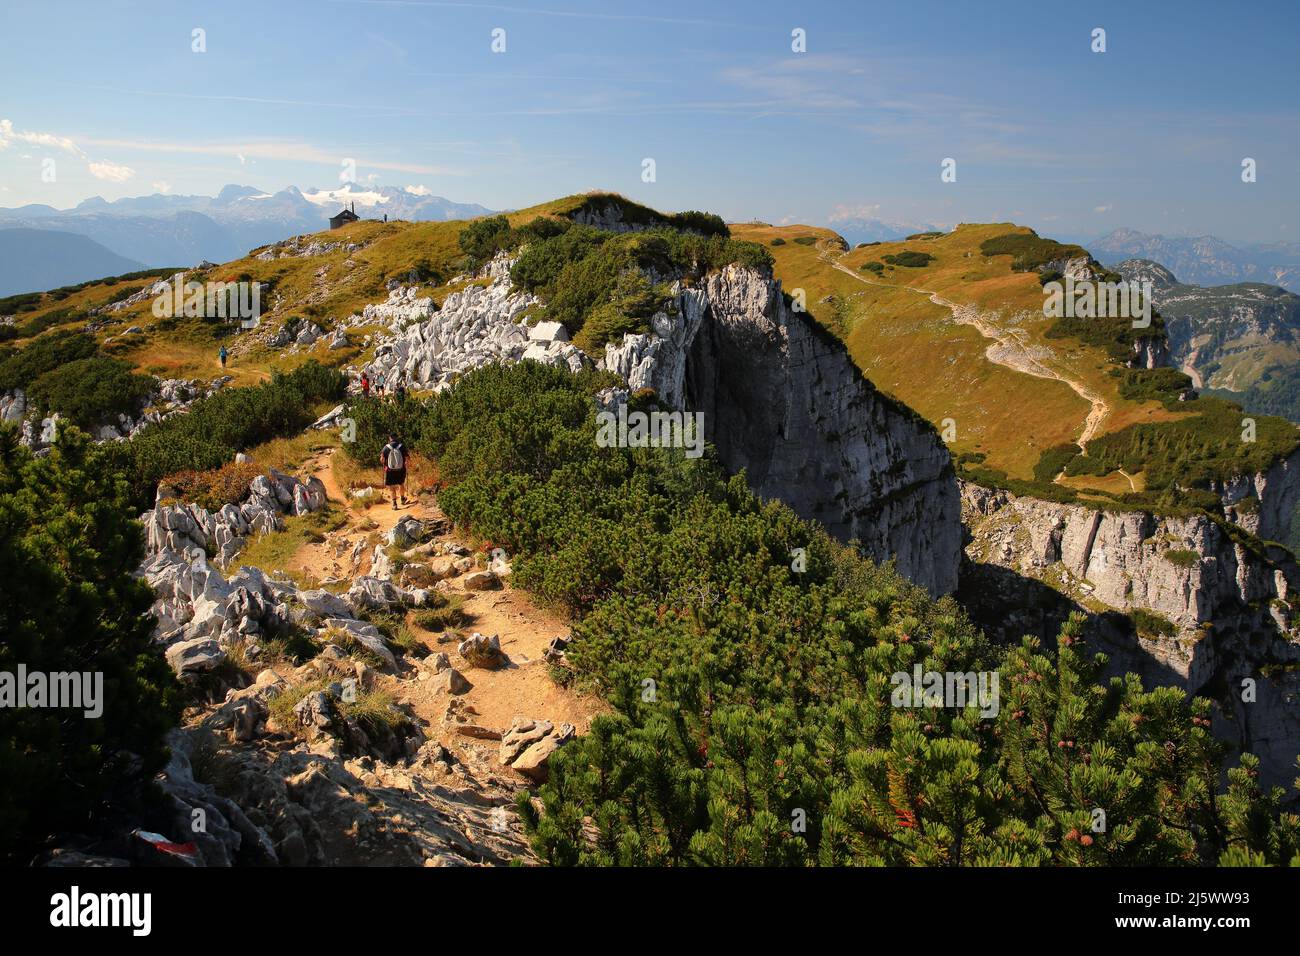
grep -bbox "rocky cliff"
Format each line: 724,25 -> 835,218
360,257 -> 963,596
1211,446 -> 1300,547
1115,257 -> 1300,423
604,264 -> 963,596
961,481 -> 1300,787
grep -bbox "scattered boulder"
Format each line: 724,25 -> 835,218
457,632 -> 504,669
293,691 -> 336,733
165,637 -> 226,677
322,617 -> 397,670
438,667 -> 471,695
311,404 -> 347,430
512,726 -> 575,782
543,635 -> 570,662
463,569 -> 500,591
298,588 -> 352,620
500,717 -> 554,765
295,322 -> 323,347
425,555 -> 463,580
386,516 -> 426,548
225,698 -> 267,742
499,717 -> 575,781
346,575 -> 403,612
528,320 -> 569,344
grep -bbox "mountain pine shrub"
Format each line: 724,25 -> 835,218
361,361 -> 1299,866
0,425 -> 183,861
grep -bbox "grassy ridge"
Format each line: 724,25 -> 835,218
742,221 -> 1300,535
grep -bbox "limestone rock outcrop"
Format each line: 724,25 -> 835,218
602,264 -> 963,595
354,256 -> 961,595
961,480 -> 1300,787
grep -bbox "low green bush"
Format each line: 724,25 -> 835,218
105,360 -> 346,508
1033,443 -> 1082,483
0,426 -> 182,862
26,356 -> 156,430
979,232 -> 1089,272
882,251 -> 934,268
346,361 -> 1299,867
1130,607 -> 1178,638
1115,367 -> 1192,404
0,330 -> 98,393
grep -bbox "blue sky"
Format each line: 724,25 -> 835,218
2,0 -> 1297,242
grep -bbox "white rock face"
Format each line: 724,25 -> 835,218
602,264 -> 962,596
602,293 -> 704,411
363,285 -> 439,326
360,260 -> 587,391
255,235 -> 360,261
138,474 -> 428,679
0,389 -> 26,423
143,469 -> 327,568
964,482 -> 1298,639
1209,446 -> 1300,545
10,375 -> 230,453
962,480 -> 1300,788
528,321 -> 569,343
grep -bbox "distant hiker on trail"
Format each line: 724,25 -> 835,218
375,372 -> 386,396
381,432 -> 408,510
219,344 -> 228,368
394,379 -> 406,402
360,372 -> 370,398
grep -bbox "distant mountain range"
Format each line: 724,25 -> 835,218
0,228 -> 145,298
1093,228 -> 1300,293
0,183 -> 494,279
825,215 -> 939,248
1115,257 -> 1300,422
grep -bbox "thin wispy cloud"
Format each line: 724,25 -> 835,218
81,136 -> 463,176
0,118 -> 136,182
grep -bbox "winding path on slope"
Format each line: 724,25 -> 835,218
824,253 -> 1112,456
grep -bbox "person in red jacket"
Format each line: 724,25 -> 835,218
360,372 -> 371,398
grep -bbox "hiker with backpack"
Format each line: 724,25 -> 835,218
219,344 -> 228,368
381,432 -> 408,510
